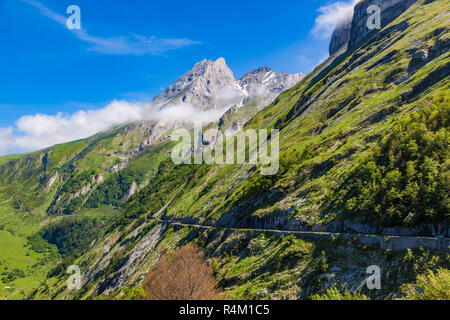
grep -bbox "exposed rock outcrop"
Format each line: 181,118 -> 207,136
239,66 -> 304,98
123,181 -> 137,201
329,11 -> 353,55
238,66 -> 304,108
329,0 -> 419,55
42,173 -> 58,192
348,0 -> 418,50
96,224 -> 167,294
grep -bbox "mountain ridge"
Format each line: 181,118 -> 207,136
153,57 -> 304,112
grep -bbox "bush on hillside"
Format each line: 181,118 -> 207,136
400,268 -> 450,300
144,244 -> 225,300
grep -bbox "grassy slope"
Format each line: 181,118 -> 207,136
31,0 -> 448,300
0,0 -> 448,299
0,122 -> 174,298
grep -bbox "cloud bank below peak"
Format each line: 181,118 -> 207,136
0,101 -> 227,155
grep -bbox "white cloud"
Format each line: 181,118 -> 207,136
311,0 -> 358,39
0,128 -> 13,154
214,87 -> 246,107
22,0 -> 201,55
294,51 -> 329,72
0,101 -> 228,155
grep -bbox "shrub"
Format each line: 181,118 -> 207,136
2,268 -> 26,283
400,268 -> 450,300
325,102 -> 449,227
144,244 -> 225,300
121,286 -> 146,300
310,287 -> 370,300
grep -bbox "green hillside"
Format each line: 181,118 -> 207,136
0,0 -> 448,300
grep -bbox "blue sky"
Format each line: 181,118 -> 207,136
0,0 -> 357,154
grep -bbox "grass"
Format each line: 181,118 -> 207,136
0,0 -> 448,299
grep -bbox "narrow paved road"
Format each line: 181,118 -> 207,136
148,218 -> 450,244
149,218 -> 450,253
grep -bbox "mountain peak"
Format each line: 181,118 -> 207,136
153,58 -> 304,112
257,66 -> 272,73
239,66 -> 304,96
214,57 -> 227,66
152,57 -> 239,111
191,57 -> 228,71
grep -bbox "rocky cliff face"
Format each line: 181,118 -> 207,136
329,0 -> 419,55
348,0 -> 419,49
329,13 -> 353,55
215,66 -> 304,133
239,66 -> 304,108
239,66 -> 304,95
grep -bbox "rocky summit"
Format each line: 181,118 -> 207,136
153,57 -> 304,112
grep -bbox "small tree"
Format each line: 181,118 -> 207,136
144,244 -> 225,300
401,268 -> 450,300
